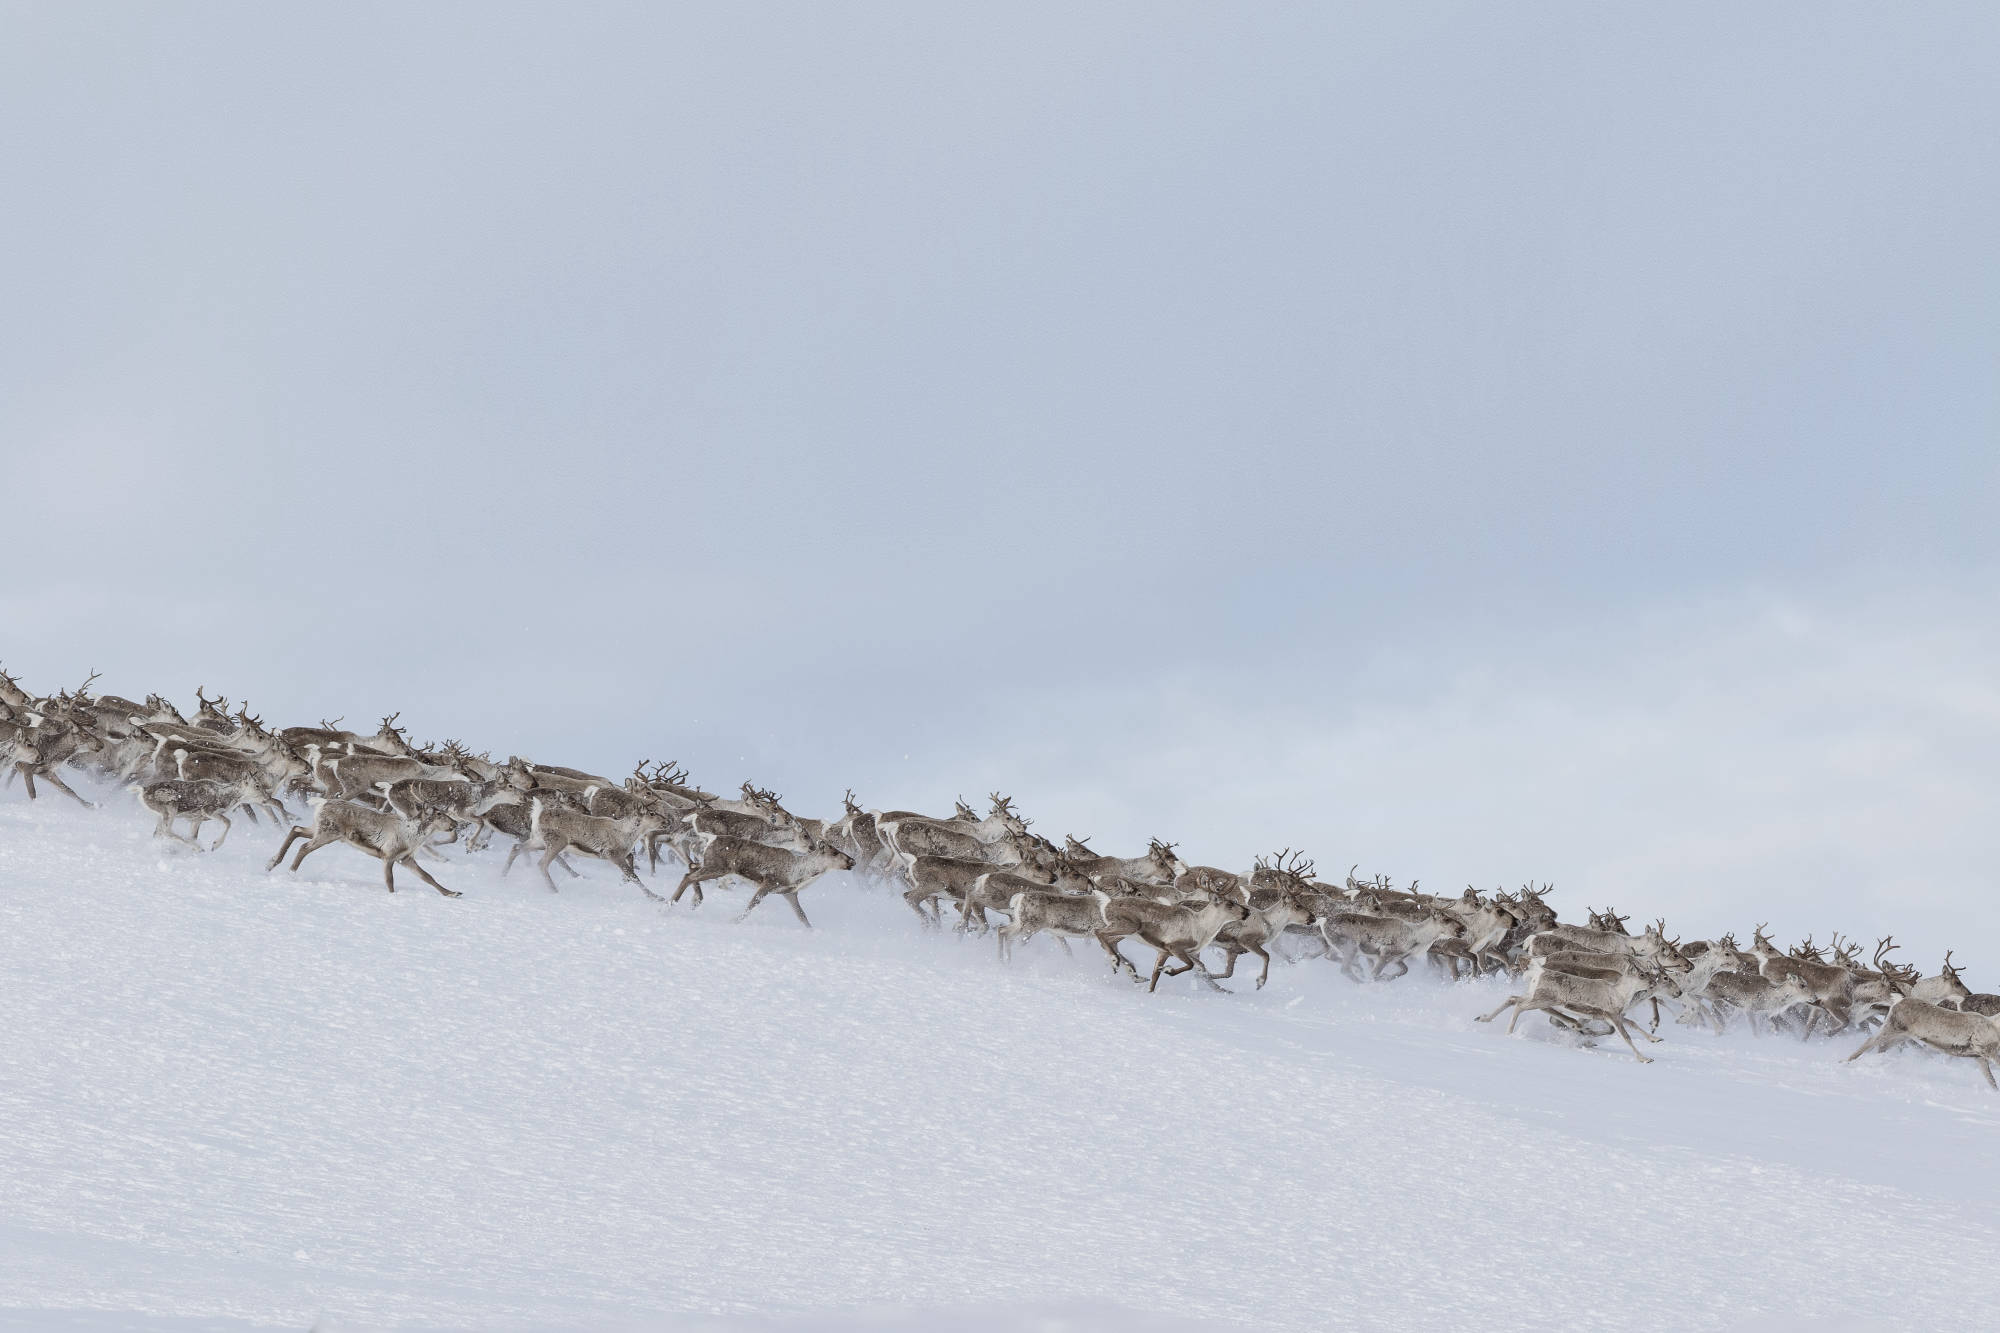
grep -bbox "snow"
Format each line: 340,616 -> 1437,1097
3,786 -> 1997,1333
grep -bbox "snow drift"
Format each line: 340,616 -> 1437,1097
2,787 -> 1996,1332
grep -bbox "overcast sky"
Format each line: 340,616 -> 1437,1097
4,4 -> 1997,964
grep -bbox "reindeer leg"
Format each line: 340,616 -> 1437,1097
1054,935 -> 1074,957
735,884 -> 773,923
1843,1027 -> 1898,1064
18,764 -> 37,800
535,845 -> 563,894
399,855 -> 461,898
671,866 -> 716,906
208,812 -> 232,852
1097,931 -> 1141,980
1977,1056 -> 1997,1091
268,826 -> 310,870
1251,943 -> 1275,990
1211,948 -> 1240,982
1188,952 -> 1229,993
635,868 -> 667,904
1476,995 -> 1522,1024
781,891 -> 812,929
289,830 -> 336,871
1607,1013 -> 1655,1063
1148,950 -> 1171,993
382,855 -> 399,893
45,770 -> 95,808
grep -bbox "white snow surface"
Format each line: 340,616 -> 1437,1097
2,787 -> 1996,1333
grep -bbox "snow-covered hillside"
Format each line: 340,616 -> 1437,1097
3,787 -> 1996,1333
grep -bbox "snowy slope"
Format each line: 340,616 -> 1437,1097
2,787 -> 1996,1333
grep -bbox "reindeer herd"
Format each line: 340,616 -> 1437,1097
4,665 -> 1997,1087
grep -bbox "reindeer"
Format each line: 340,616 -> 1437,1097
190,686 -> 236,734
1585,906 -> 1634,935
901,854 -> 1038,927
378,771 -> 523,853
267,799 -> 461,896
998,888 -> 1114,963
1695,971 -> 1819,1037
1907,952 -> 1973,1012
1432,888 -> 1521,980
1477,963 -> 1684,1062
1062,838 -> 1184,888
958,861 -> 1093,934
1845,999 -> 2000,1089
1750,924 -> 1859,1036
523,798 -> 669,897
826,789 -> 887,880
2,702 -> 102,806
687,801 -> 800,851
1522,919 -> 1684,968
1093,889 -> 1253,992
277,715 -> 371,755
668,835 -> 855,926
1173,863 -> 1247,904
875,798 -> 1028,873
353,713 -> 420,758
1211,894 -> 1318,989
158,747 -> 292,821
474,790 -> 584,880
130,776 -> 272,850
1321,908 -> 1467,983
313,747 -> 465,802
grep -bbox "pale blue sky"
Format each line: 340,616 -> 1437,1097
5,3 -> 1997,959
